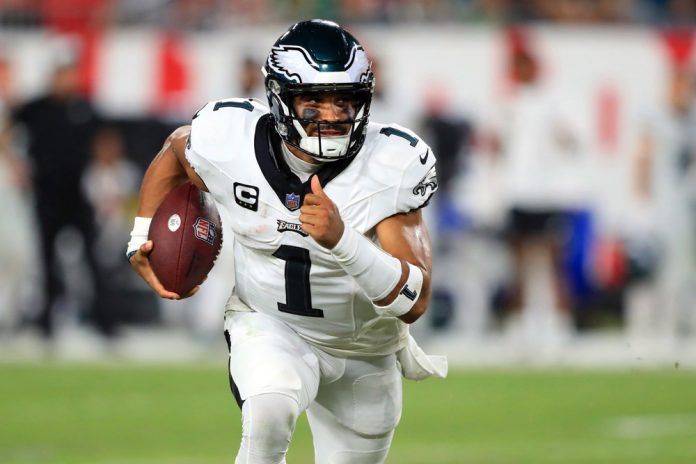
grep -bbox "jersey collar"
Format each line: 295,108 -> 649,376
254,114 -> 356,212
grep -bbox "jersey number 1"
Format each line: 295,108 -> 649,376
273,245 -> 325,318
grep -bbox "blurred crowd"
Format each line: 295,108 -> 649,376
0,13 -> 695,358
426,35 -> 696,351
0,52 -> 177,343
0,0 -> 694,30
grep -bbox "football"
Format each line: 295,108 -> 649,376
148,182 -> 223,296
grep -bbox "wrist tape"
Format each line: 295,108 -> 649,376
331,226 -> 413,307
373,262 -> 424,317
126,217 -> 152,261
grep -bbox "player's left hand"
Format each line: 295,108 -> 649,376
300,175 -> 344,249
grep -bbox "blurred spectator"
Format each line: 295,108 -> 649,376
238,56 -> 265,101
81,126 -> 141,328
416,85 -> 474,333
0,54 -> 36,331
626,66 -> 696,341
497,37 -> 591,346
9,55 -> 117,338
420,86 -> 473,200
451,127 -> 511,336
82,126 -> 140,267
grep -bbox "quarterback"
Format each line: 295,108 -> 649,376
128,20 -> 446,464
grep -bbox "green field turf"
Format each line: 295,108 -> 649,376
1,363 -> 696,463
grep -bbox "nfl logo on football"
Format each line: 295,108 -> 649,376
193,217 -> 216,245
285,193 -> 300,210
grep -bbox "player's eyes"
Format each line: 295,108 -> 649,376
298,94 -> 319,104
299,100 -> 319,109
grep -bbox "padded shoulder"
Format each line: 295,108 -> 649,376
185,98 -> 268,199
361,122 -> 438,214
188,98 -> 268,163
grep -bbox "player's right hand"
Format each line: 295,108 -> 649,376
129,240 -> 200,300
300,175 -> 345,249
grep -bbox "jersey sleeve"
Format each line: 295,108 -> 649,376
184,98 -> 265,201
184,105 -> 230,200
395,143 -> 438,213
359,124 -> 438,228
375,124 -> 438,214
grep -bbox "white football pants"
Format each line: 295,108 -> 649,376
224,311 -> 401,464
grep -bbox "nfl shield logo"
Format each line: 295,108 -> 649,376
193,217 -> 216,245
285,193 -> 300,210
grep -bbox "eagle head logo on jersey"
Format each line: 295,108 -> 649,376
193,217 -> 217,245
413,166 -> 438,198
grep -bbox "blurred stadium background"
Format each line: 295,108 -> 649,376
1,1 -> 696,463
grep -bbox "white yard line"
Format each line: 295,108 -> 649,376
607,413 -> 696,439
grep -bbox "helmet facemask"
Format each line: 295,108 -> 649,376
267,80 -> 373,161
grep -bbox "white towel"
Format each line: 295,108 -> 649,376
396,334 -> 448,381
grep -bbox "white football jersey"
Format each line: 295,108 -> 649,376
185,98 -> 437,356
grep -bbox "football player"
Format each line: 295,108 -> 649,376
128,19 -> 446,464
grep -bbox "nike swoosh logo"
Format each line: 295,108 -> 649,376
419,149 -> 429,165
